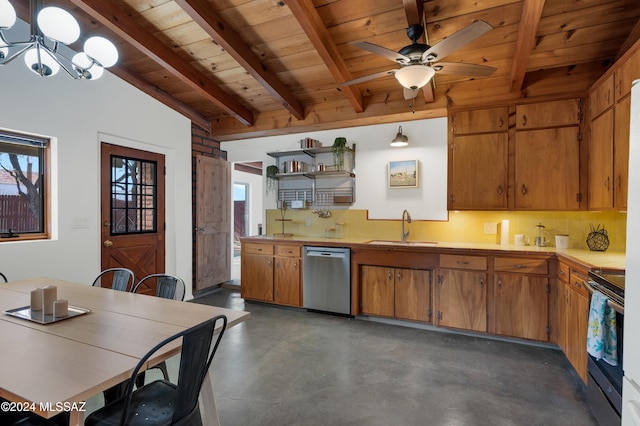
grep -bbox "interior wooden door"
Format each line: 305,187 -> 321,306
100,143 -> 165,292
196,155 -> 231,291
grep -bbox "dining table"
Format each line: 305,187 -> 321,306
0,277 -> 250,426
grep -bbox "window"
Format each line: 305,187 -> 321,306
110,155 -> 158,235
0,130 -> 48,240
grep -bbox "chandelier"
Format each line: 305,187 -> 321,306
0,0 -> 118,80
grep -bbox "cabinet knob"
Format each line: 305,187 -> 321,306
522,114 -> 527,126
497,279 -> 502,289
388,271 -> 393,281
397,272 -> 401,281
497,185 -> 503,195
521,184 -> 528,195
498,117 -> 504,128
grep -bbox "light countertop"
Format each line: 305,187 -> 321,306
241,235 -> 626,271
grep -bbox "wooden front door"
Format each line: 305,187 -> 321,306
195,155 -> 231,291
100,143 -> 165,292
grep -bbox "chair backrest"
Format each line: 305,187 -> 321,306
92,268 -> 135,292
120,315 -> 227,425
132,274 -> 186,301
0,272 -> 7,283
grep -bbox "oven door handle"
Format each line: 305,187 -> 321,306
584,280 -> 625,315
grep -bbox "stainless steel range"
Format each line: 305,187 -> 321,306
585,270 -> 625,425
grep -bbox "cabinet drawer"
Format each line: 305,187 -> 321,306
558,262 -> 570,283
275,244 -> 300,257
494,257 -> 548,275
569,269 -> 590,298
243,242 -> 274,255
440,254 -> 487,270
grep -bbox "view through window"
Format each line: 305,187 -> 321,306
0,131 -> 47,239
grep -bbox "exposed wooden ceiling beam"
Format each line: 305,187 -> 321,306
174,0 -> 305,121
69,0 -> 254,126
510,0 -> 546,92
403,0 -> 434,103
616,18 -> 640,61
109,67 -> 211,132
284,0 -> 364,113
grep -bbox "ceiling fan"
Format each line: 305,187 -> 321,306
342,21 -> 497,100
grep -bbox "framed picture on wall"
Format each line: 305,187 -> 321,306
388,160 -> 418,188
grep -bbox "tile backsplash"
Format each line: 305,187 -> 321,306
265,209 -> 627,252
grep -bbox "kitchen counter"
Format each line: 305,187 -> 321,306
241,235 -> 626,271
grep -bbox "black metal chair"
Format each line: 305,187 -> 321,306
132,274 -> 187,386
84,315 -> 228,426
91,268 -> 135,292
0,272 -> 7,282
132,273 -> 186,301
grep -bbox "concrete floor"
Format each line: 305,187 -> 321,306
192,288 -> 598,426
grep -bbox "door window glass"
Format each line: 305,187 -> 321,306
110,155 -> 157,234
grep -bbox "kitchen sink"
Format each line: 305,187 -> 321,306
365,240 -> 437,247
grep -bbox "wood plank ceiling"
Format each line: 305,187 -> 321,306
12,0 -> 640,141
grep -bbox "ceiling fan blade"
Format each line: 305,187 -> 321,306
421,20 -> 493,63
352,41 -> 411,64
340,70 -> 396,86
433,62 -> 497,76
403,87 -> 419,100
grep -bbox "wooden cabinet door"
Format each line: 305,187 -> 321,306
494,274 -> 549,341
589,109 -> 614,209
435,269 -> 486,332
274,256 -> 301,306
361,265 -> 394,317
514,127 -> 580,209
558,282 -> 568,353
240,254 -> 273,302
395,269 -> 431,322
516,98 -> 580,129
615,50 -> 640,100
614,95 -> 631,209
567,286 -> 589,382
450,107 -> 508,134
448,133 -> 508,209
590,76 -> 614,119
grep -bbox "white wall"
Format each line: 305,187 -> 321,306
222,118 -> 448,221
0,48 -> 193,297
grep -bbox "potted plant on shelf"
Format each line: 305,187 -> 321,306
332,137 -> 347,171
266,165 -> 278,194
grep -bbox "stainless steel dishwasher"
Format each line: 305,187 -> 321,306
303,246 -> 351,315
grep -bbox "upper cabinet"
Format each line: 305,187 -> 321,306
448,98 -> 583,211
516,98 -> 581,129
450,107 -> 508,134
587,43 -> 639,210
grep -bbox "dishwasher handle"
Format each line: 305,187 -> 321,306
305,250 -> 346,259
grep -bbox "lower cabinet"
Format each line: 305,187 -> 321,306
558,261 -> 589,382
361,265 -> 431,323
434,268 -> 487,332
493,257 -> 550,341
241,242 -> 302,307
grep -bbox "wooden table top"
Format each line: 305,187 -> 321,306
0,278 -> 250,421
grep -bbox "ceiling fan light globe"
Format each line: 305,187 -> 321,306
0,0 -> 17,29
84,36 -> 119,68
37,7 -> 80,45
24,47 -> 60,77
394,65 -> 435,90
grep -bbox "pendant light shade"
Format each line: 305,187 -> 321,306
72,52 -> 104,80
24,47 -> 59,76
84,36 -> 119,68
390,126 -> 409,147
394,65 -> 435,90
37,7 -> 80,45
0,0 -> 17,29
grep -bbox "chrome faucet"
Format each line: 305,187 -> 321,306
401,209 -> 412,243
